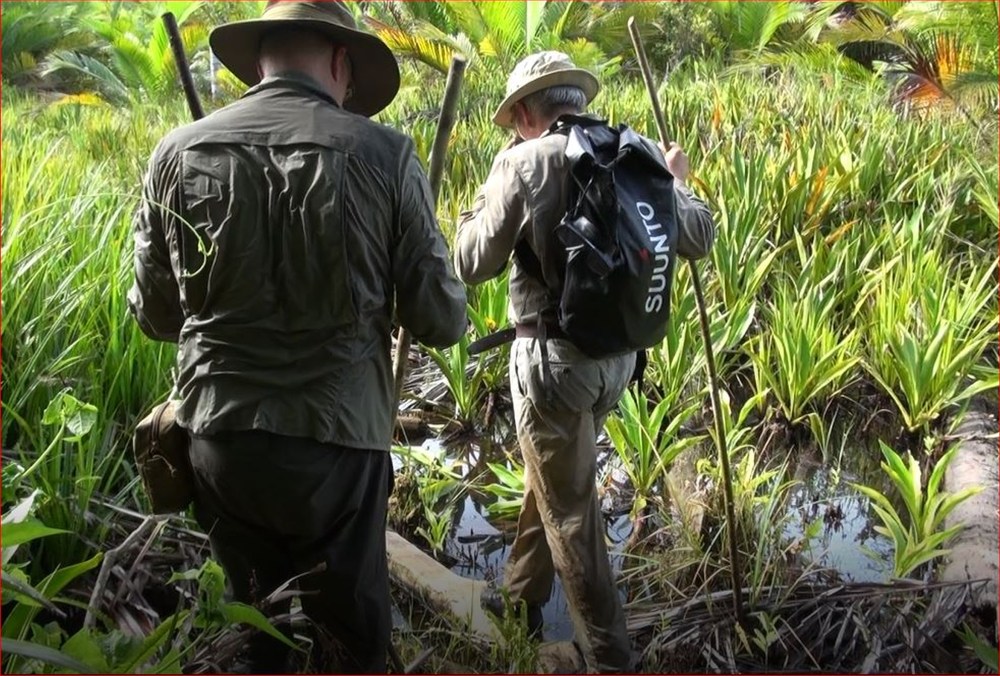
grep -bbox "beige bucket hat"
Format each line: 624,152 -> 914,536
210,1 -> 400,117
493,51 -> 600,128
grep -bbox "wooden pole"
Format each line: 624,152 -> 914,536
392,55 -> 468,415
162,12 -> 205,121
627,16 -> 746,628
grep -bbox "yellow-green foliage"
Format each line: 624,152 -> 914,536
2,58 -> 996,551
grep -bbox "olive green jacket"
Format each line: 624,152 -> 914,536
454,130 -> 716,325
128,73 -> 467,451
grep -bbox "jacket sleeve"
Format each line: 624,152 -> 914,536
127,144 -> 184,343
453,153 -> 529,285
392,143 -> 468,349
674,181 -> 717,261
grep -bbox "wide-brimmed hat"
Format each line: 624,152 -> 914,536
209,1 -> 400,117
493,51 -> 599,128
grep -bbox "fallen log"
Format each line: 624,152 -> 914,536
385,531 -> 583,673
939,396 -> 999,613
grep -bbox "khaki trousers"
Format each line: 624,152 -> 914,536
505,337 -> 635,673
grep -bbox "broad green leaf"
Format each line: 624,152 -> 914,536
41,389 -> 97,436
221,602 -> 299,649
121,610 -> 189,673
61,628 -> 111,673
526,0 -> 546,46
2,520 -> 70,548
2,638 -> 96,674
4,553 -> 103,640
960,625 -> 999,671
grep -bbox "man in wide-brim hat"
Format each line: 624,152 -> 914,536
454,52 -> 717,673
128,2 -> 467,673
209,0 -> 399,116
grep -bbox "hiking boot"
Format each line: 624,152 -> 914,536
480,587 -> 545,641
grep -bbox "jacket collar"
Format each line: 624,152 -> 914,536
242,72 -> 342,109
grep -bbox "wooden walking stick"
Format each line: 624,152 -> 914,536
163,12 -> 204,121
627,17 -> 746,628
387,55 -> 465,674
392,55 -> 468,415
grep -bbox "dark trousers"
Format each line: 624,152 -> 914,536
188,431 -> 393,674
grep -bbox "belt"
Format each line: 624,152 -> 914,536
467,321 -> 568,356
466,318 -> 565,403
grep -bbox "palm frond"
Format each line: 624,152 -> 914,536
441,2 -> 490,46
756,2 -> 810,53
838,40 -> 905,70
749,41 -> 876,86
366,17 -> 459,74
41,50 -> 129,104
708,1 -> 809,54
1,1 -> 92,78
476,0 -> 528,67
891,33 -> 976,110
403,1 -> 458,35
109,37 -> 159,98
950,70 -> 1000,113
582,1 -> 670,55
916,1 -> 999,55
821,4 -> 900,48
526,0 -> 547,50
803,1 -> 850,43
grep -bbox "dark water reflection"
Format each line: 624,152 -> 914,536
392,437 -> 893,642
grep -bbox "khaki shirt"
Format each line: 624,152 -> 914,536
128,73 -> 467,451
454,129 -> 716,325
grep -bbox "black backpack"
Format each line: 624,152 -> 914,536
516,115 -> 679,359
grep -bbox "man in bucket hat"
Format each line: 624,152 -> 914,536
454,52 -> 716,673
128,2 -> 467,672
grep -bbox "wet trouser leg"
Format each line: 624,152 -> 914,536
188,430 -> 393,674
504,338 -> 635,673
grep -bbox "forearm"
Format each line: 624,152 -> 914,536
674,181 -> 716,260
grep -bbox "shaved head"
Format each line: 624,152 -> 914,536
257,27 -> 353,106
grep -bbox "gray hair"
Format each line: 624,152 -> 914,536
520,85 -> 587,119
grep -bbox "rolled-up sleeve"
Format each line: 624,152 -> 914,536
454,153 -> 529,285
674,181 -> 716,261
393,144 -> 468,349
128,145 -> 184,343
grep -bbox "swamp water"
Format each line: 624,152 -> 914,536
390,435 -> 893,641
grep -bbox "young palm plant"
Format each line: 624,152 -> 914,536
426,335 -> 490,427
852,440 -> 983,579
481,455 -> 526,521
706,1 -> 810,57
858,247 -> 998,432
750,267 -> 861,428
467,273 -> 513,413
1,1 -> 94,84
605,388 -> 703,544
